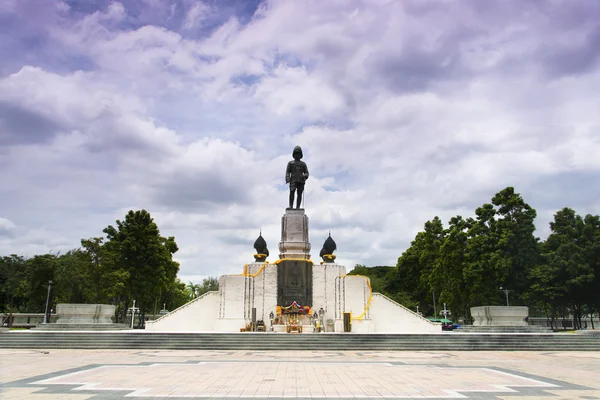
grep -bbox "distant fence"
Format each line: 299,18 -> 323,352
1,313 -> 58,328
1,312 -> 164,329
528,316 -> 598,329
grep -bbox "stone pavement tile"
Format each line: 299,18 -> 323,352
209,388 -> 231,398
496,390 -> 600,400
309,389 -> 326,398
0,387 -> 93,400
296,387 -> 312,397
3,350 -> 600,398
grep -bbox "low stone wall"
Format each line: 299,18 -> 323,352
56,304 -> 116,324
471,306 -> 528,326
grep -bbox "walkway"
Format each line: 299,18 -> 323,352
2,349 -> 600,399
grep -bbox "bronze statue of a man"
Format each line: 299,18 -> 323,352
286,146 -> 309,209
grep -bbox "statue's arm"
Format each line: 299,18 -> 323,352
303,163 -> 309,180
285,162 -> 292,183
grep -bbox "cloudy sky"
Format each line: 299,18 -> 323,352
1,0 -> 599,283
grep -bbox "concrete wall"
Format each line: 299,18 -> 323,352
219,275 -> 246,319
56,304 -> 115,324
245,263 -> 278,325
215,263 -> 279,331
312,263 -> 345,329
471,306 -> 529,326
145,291 -> 220,332
342,276 -> 370,318
332,275 -> 372,333
369,293 -> 440,333
146,266 -> 440,333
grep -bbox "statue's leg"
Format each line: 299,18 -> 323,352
296,185 -> 304,209
289,189 -> 295,209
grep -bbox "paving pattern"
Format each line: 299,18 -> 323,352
2,349 -> 600,399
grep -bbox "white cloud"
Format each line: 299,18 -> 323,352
1,0 -> 600,283
182,1 -> 212,30
0,217 -> 16,238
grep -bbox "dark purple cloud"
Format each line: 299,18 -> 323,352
0,102 -> 62,145
1,0 -> 599,277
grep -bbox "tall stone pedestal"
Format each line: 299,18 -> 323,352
277,209 -> 313,308
278,209 -> 311,259
277,260 -> 313,307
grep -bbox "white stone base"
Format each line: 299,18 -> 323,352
471,306 -> 529,326
350,319 -> 373,333
147,253 -> 439,333
369,294 -> 440,333
55,304 -> 115,324
145,292 -> 220,332
214,318 -> 247,332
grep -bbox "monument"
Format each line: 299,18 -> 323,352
146,147 -> 439,333
286,145 -> 309,209
34,304 -> 129,331
278,146 -> 313,308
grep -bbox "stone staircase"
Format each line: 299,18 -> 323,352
458,326 -> 552,333
145,291 -> 221,332
1,331 -> 599,350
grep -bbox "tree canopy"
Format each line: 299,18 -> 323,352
357,187 -> 599,329
0,209 -> 215,327
2,189 -> 599,330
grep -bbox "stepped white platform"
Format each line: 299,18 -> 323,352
146,209 -> 438,333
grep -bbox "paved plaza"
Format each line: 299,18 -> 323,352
2,349 -> 600,399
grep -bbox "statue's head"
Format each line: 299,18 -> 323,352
292,146 -> 303,160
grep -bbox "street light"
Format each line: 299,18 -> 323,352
159,303 -> 169,316
128,300 -> 139,328
499,287 -> 513,306
44,280 -> 53,324
439,303 -> 451,320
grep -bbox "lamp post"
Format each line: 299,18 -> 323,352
129,300 -> 139,328
499,287 -> 513,306
44,280 -> 53,324
439,303 -> 452,330
159,303 -> 169,316
440,303 -> 451,320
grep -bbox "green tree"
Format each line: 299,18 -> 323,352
490,187 -> 539,298
430,216 -> 472,322
348,265 -> 417,310
463,187 -> 538,307
544,208 -> 595,329
103,210 -> 179,326
185,277 -> 219,300
581,214 -> 600,328
80,237 -> 128,304
53,250 -> 87,304
525,241 -> 566,330
348,265 -> 389,294
525,208 -> 600,330
394,217 -> 445,316
163,278 -> 191,310
0,255 -> 26,327
195,277 -> 219,298
22,254 -> 58,312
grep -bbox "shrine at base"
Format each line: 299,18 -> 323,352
146,208 -> 439,333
